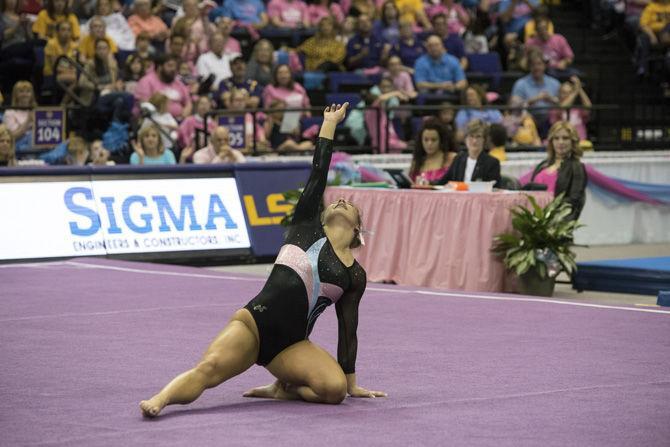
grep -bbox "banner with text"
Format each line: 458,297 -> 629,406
0,178 -> 250,260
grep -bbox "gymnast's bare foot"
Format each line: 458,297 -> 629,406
243,381 -> 297,400
140,395 -> 167,418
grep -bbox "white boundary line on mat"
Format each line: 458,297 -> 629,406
4,260 -> 670,315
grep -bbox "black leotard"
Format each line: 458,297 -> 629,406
244,137 -> 367,374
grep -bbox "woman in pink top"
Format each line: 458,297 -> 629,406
386,55 -> 417,99
178,96 -> 218,149
3,81 -> 37,153
548,76 -> 591,141
268,0 -> 310,29
426,0 -> 469,35
307,0 -> 345,25
262,64 -> 311,116
409,119 -> 457,183
127,0 -> 169,42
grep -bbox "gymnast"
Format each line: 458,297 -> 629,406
140,103 -> 386,418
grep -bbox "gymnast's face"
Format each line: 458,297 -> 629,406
323,199 -> 360,232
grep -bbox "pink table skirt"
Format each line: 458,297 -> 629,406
324,187 -> 553,292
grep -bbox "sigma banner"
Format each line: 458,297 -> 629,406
0,178 -> 251,260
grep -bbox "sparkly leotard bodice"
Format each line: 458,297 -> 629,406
245,138 -> 367,372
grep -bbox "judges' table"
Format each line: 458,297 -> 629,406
324,187 -> 552,292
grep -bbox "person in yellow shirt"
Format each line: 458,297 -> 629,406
43,21 -> 78,76
78,16 -> 118,60
488,123 -> 508,162
32,0 -> 80,41
297,16 -> 346,71
635,0 -> 670,76
395,0 -> 433,30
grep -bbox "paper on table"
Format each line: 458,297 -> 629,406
280,94 -> 303,134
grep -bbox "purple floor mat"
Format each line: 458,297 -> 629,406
1,258 -> 669,446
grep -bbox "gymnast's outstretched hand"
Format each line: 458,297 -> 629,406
348,385 -> 387,398
324,103 -> 349,123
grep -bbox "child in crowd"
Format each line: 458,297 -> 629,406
0,124 -> 17,167
140,92 -> 179,151
178,60 -> 200,96
122,54 -> 146,95
135,31 -> 154,71
178,96 -> 217,150
225,88 -> 269,153
64,135 -> 90,166
264,99 -> 314,152
88,139 -> 115,165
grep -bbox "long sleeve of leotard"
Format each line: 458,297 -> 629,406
291,137 -> 333,224
335,269 -> 366,374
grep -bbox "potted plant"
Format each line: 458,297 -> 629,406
492,193 -> 582,297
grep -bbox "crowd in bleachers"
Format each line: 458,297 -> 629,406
3,0 -> 658,168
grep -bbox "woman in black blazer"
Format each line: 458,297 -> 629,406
526,121 -> 587,221
434,119 -> 501,187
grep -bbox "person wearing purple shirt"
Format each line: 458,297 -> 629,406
346,14 -> 384,69
413,35 -> 467,93
386,18 -> 425,69
217,56 -> 262,109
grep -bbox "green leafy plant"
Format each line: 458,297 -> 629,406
492,193 -> 583,279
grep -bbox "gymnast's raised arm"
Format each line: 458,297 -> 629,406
290,103 -> 349,224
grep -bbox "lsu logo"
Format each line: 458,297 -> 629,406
243,193 -> 294,226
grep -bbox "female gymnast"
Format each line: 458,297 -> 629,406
140,103 -> 386,418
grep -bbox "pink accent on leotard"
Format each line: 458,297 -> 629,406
275,244 -> 314,304
319,282 -> 344,303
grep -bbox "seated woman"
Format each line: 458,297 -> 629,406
3,81 -> 37,153
178,96 -> 218,150
297,16 -> 345,72
130,124 -> 187,165
32,0 -> 80,41
139,103 -> 385,418
434,119 -> 501,187
246,39 -> 277,87
454,85 -> 503,142
364,75 -> 409,153
0,124 -> 17,167
548,76 -> 591,142
262,64 -> 311,114
265,99 -> 314,152
519,121 -> 587,221
409,119 -> 457,183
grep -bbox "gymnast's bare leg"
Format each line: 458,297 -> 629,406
139,309 -> 260,417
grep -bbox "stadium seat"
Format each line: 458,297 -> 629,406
325,93 -> 363,108
466,53 -> 503,90
328,72 -> 373,93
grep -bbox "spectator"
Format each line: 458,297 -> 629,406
510,53 -> 559,134
128,0 -> 169,43
88,0 -> 135,51
0,123 -> 17,167
140,92 -> 179,150
525,18 -> 575,76
166,32 -> 193,70
226,88 -> 269,153
89,139 -> 115,166
499,0 -> 540,36
63,135 -> 89,166
215,16 -> 242,56
218,56 -> 262,108
79,15 -> 118,60
262,64 -> 311,114
4,80 -> 37,152
503,96 -> 542,146
210,0 -> 269,29
520,121 -> 587,221
395,0 -> 433,30
385,18 -> 425,69
130,124 -> 183,165
178,95 -> 217,149
246,39 -> 276,87
134,32 -> 154,71
44,20 -> 77,77
196,32 -> 238,91
413,34 -> 467,93
365,75 -> 409,152
373,1 -> 402,46
135,54 -> 192,121
454,85 -> 503,141
192,125 -> 246,163
386,55 -> 417,99
434,100 -> 456,134
549,76 -> 592,142
122,54 -> 146,95
434,119 -> 501,187
264,99 -> 314,152
268,0 -> 310,29
347,0 -> 376,18
426,0 -> 469,36
79,38 -> 122,106
297,16 -> 346,71
488,123 -> 508,162
32,0 -> 80,41
635,0 -> 670,77
174,0 -> 216,58
431,13 -> 468,70
523,5 -> 554,42
346,14 -> 384,70
0,0 -> 35,91
307,0 -> 345,26
409,119 -> 456,183
178,59 -> 200,97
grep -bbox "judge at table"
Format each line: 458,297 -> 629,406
434,119 -> 501,187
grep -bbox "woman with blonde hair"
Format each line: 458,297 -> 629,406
0,124 -> 17,167
4,80 -> 37,152
521,121 -> 587,221
246,39 -> 276,87
131,124 -> 177,165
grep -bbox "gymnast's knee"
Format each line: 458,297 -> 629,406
313,376 -> 347,404
194,356 -> 222,385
